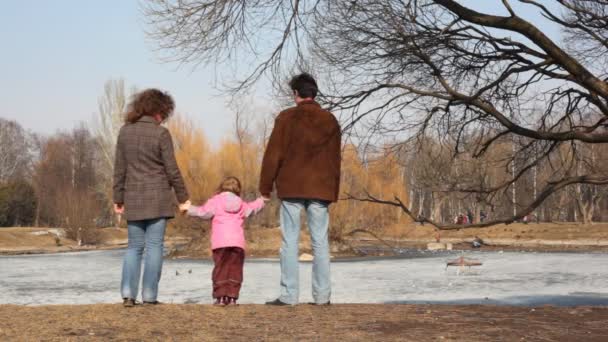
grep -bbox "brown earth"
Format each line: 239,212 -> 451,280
0,304 -> 606,341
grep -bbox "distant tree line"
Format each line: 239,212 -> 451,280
0,80 -> 413,244
2,84 -> 608,249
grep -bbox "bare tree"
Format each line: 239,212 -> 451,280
571,142 -> 608,223
93,79 -> 132,225
95,79 -> 129,172
0,118 -> 33,183
233,104 -> 250,186
35,126 -> 102,243
144,0 -> 608,229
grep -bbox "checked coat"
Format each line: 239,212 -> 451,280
113,115 -> 189,221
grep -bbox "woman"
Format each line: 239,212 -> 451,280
113,88 -> 190,307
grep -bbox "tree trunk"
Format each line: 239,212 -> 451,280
417,191 -> 425,218
474,205 -> 481,224
431,193 -> 446,223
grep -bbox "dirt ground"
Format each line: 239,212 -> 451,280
0,304 -> 606,341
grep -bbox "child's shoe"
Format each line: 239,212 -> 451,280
213,297 -> 226,306
226,297 -> 238,306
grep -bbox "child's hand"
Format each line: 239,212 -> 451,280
262,196 -> 271,202
179,200 -> 191,213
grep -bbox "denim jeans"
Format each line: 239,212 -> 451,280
279,199 -> 331,304
121,218 -> 166,302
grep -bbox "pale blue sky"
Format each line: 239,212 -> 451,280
0,1 -> 561,142
0,0 -> 268,143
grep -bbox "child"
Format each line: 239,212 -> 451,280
186,177 -> 265,306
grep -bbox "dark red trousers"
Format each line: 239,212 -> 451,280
212,247 -> 245,299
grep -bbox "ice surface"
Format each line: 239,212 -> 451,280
1,249 -> 607,306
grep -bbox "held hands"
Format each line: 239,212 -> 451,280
179,200 -> 191,213
113,203 -> 124,214
262,196 -> 271,202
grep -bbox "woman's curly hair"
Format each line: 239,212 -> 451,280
125,88 -> 175,123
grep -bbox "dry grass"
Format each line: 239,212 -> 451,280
372,222 -> 608,241
0,227 -> 64,250
0,227 -> 128,254
0,304 -> 607,341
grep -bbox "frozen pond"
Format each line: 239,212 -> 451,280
1,249 -> 607,306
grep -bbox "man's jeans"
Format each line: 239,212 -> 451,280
121,218 -> 166,302
279,199 -> 331,304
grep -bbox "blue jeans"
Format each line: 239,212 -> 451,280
279,199 -> 331,304
121,218 -> 166,302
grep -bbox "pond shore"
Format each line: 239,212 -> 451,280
1,304 -> 606,341
0,227 -> 192,256
3,222 -> 608,257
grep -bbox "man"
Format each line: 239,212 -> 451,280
260,73 -> 342,305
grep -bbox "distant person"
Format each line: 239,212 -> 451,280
260,73 -> 342,306
467,210 -> 473,224
480,210 -> 487,222
184,177 -> 266,305
113,89 -> 190,307
472,236 -> 483,248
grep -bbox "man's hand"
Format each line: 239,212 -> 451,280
114,203 -> 124,214
179,200 -> 191,213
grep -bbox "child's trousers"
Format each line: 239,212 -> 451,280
212,247 -> 245,299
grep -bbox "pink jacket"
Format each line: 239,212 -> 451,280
187,192 -> 265,250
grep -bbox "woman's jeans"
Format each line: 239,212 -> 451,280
279,199 -> 331,305
121,218 -> 167,302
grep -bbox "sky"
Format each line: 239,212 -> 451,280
0,1 -> 562,143
0,0 -> 273,143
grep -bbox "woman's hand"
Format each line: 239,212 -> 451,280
114,203 -> 124,214
179,200 -> 191,213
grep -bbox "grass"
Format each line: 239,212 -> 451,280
1,304 -> 607,341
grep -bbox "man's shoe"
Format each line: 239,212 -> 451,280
122,298 -> 136,307
142,301 -> 162,306
308,301 -> 331,306
265,298 -> 290,306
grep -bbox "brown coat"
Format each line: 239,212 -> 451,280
259,100 -> 341,202
113,116 -> 189,221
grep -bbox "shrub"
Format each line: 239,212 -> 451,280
0,180 -> 37,227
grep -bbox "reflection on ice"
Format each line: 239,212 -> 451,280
0,249 -> 607,306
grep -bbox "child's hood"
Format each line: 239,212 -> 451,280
218,192 -> 243,213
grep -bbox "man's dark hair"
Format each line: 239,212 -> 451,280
289,73 -> 318,99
